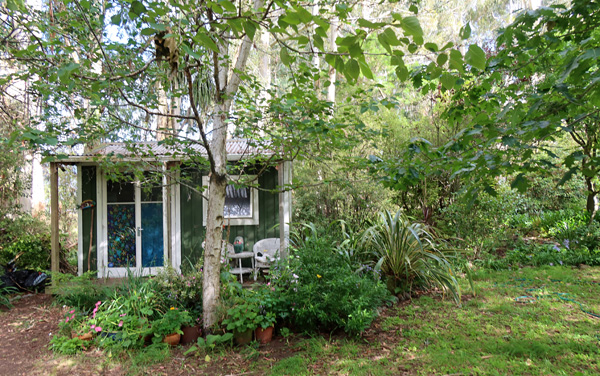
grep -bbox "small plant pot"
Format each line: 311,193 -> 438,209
255,326 -> 274,344
181,325 -> 202,345
233,328 -> 253,346
163,333 -> 181,346
76,332 -> 94,341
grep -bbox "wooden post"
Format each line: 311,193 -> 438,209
50,162 -> 60,287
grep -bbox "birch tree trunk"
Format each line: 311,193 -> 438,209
327,16 -> 338,103
202,0 -> 265,331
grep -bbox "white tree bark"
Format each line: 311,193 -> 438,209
327,16 -> 338,103
202,0 -> 265,331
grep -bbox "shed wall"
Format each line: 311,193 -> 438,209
180,167 -> 280,266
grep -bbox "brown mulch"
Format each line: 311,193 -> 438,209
0,293 -> 61,376
0,293 -> 412,375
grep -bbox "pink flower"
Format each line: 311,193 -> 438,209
71,314 -> 75,320
94,326 -> 102,332
118,321 -> 123,327
65,318 -> 70,323
119,313 -> 127,317
69,310 -> 75,314
90,325 -> 96,329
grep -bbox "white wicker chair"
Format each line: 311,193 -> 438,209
253,238 -> 286,274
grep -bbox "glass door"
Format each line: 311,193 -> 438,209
105,174 -> 164,277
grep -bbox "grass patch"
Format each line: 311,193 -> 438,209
263,266 -> 600,375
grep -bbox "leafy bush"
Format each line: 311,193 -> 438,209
277,234 -> 391,335
49,336 -> 86,355
363,210 -> 461,304
52,272 -> 114,312
0,214 -> 49,247
154,266 -> 202,324
480,242 -> 600,270
2,234 -> 51,271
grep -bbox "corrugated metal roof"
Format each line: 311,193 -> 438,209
64,139 -> 273,162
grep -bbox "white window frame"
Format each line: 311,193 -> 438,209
202,175 -> 259,226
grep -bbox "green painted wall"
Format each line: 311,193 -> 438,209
180,167 -> 280,266
81,166 -> 97,272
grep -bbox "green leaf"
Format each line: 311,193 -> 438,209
460,23 -> 471,39
357,18 -> 378,29
380,28 -> 401,46
141,28 -> 156,36
348,43 -> 362,58
510,173 -> 529,193
325,53 -> 335,68
6,0 -> 25,11
465,44 -> 486,70
437,53 -> 448,66
110,14 -> 121,25
558,167 -> 578,186
424,43 -> 438,52
396,65 -> 409,81
219,0 -> 237,13
196,33 -> 220,54
409,4 -> 419,14
181,44 -> 202,60
401,16 -> 423,38
440,73 -> 456,90
449,49 -> 464,72
294,6 -> 313,23
129,0 -> 147,18
243,21 -> 257,40
296,35 -> 310,46
280,48 -> 292,66
57,63 -> 80,83
281,14 -> 301,26
346,59 -> 360,80
377,33 -> 391,54
313,34 -> 324,51
358,59 -> 374,79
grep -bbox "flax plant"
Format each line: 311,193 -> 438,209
363,210 -> 461,305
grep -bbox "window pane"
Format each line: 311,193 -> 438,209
141,172 -> 162,202
141,202 -> 164,267
107,204 -> 136,267
224,185 -> 251,217
107,176 -> 134,203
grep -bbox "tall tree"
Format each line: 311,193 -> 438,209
1,0 -> 456,329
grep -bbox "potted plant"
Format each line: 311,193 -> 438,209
58,308 -> 92,340
181,309 -> 202,345
254,311 -> 276,344
149,307 -> 192,346
222,302 -> 258,345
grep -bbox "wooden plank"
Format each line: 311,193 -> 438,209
50,163 -> 60,288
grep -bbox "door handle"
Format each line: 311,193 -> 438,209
137,227 -> 143,236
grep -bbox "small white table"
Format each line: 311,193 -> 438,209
228,251 -> 255,283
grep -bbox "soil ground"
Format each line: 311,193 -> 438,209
0,293 -> 60,376
0,293 -> 313,376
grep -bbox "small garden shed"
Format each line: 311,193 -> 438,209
50,140 -> 292,278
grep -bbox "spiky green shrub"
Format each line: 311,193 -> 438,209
363,210 -> 461,304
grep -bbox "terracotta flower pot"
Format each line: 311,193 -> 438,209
255,326 -> 274,344
233,328 -> 253,346
163,333 -> 181,346
77,332 -> 94,341
181,325 -> 202,345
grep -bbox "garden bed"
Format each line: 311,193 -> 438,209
1,266 -> 599,375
